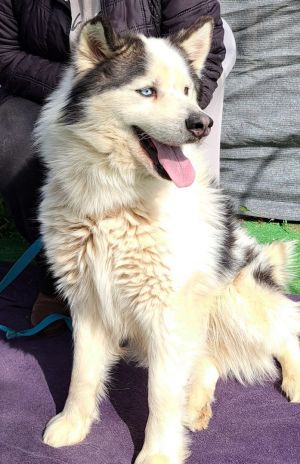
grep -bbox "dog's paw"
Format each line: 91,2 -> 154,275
185,402 -> 212,432
134,452 -> 171,464
282,375 -> 300,403
43,411 -> 91,447
135,446 -> 187,464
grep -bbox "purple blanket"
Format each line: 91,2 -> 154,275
0,263 -> 300,464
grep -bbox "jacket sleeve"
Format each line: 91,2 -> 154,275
161,0 -> 225,109
0,0 -> 67,104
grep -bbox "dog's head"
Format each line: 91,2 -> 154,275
62,16 -> 213,187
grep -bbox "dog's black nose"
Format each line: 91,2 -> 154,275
185,113 -> 213,138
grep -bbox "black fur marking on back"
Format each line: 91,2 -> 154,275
253,265 -> 281,291
244,246 -> 259,266
60,36 -> 146,125
217,198 -> 238,276
234,244 -> 260,276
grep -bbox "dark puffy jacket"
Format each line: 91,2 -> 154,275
0,0 -> 225,108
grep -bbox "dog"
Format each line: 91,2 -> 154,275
35,15 -> 300,464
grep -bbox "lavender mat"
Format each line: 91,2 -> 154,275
0,263 -> 300,464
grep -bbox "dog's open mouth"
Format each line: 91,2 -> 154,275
133,126 -> 195,188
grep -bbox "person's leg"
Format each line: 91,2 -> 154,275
201,19 -> 237,182
0,96 -> 67,327
0,96 -> 43,242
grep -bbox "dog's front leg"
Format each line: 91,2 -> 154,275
43,305 -> 117,448
135,313 -> 195,464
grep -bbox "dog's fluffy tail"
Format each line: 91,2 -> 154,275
208,240 -> 300,384
262,240 -> 297,288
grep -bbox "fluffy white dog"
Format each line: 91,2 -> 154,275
35,16 -> 300,464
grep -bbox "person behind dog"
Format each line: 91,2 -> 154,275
0,0 -> 236,328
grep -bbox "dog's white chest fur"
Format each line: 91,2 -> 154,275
155,177 -> 220,289
78,171 -> 220,342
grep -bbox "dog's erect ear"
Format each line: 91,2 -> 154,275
74,16 -> 120,72
171,17 -> 213,72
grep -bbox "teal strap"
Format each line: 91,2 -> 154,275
0,313 -> 72,340
0,237 -> 72,338
0,237 -> 43,293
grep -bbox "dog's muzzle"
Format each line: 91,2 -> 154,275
185,112 -> 213,139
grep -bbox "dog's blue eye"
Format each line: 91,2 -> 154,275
136,87 -> 156,97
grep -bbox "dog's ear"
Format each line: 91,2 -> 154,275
74,16 -> 121,72
171,17 -> 213,72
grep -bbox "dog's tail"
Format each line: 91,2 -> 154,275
209,240 -> 300,384
259,239 -> 300,334
261,240 -> 297,289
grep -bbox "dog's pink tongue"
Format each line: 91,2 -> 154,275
151,140 -> 195,188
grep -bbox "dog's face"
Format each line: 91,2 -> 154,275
62,17 -> 213,187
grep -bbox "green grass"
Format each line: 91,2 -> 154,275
0,199 -> 27,261
0,198 -> 299,293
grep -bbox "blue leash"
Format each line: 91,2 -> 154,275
0,237 -> 43,293
0,237 -> 72,339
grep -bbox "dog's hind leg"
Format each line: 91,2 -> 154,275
184,356 -> 219,432
43,303 -> 118,448
276,335 -> 300,403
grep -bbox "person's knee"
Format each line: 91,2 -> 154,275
0,97 -> 41,152
0,97 -> 41,189
221,19 -> 237,81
